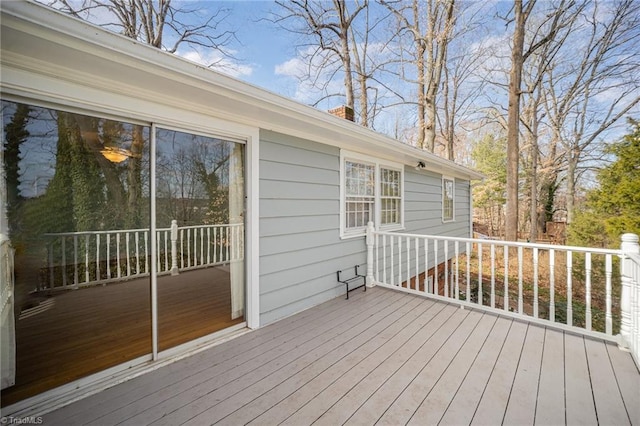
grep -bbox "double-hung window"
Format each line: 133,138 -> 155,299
442,176 -> 455,222
341,150 -> 404,237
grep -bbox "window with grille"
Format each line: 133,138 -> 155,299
443,177 -> 455,222
341,151 -> 404,237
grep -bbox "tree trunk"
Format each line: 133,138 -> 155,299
566,152 -> 577,224
505,0 -> 527,241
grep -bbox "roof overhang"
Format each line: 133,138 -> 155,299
0,0 -> 484,181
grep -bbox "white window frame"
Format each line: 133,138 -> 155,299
442,176 -> 455,222
340,150 -> 404,238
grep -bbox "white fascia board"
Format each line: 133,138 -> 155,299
1,1 -> 484,182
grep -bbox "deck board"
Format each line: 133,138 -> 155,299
564,333 -> 599,425
585,338 -> 631,425
437,316 -> 512,425
37,287 -> 640,426
276,301 -> 446,426
124,292 -> 413,425
534,328 -> 566,425
502,324 -> 545,424
470,320 -> 528,425
607,342 -> 640,424
407,312 -> 497,425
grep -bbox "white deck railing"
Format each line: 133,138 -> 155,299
620,234 -> 640,368
41,221 -> 244,290
365,223 -> 640,366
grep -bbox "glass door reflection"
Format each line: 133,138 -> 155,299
0,101 -> 151,405
155,129 -> 245,351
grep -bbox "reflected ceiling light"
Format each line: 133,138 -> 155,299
100,147 -> 137,163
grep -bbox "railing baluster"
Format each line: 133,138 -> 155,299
533,247 -> 539,318
503,245 -> 509,311
207,227 -> 211,264
187,228 -> 192,267
444,240 -> 449,298
62,237 -> 67,287
455,241 -> 459,300
383,234 -> 387,284
490,243 -> 495,308
96,234 -> 100,281
390,235 -> 394,286
213,227 -> 218,264
200,227 -> 204,265
478,242 -> 482,305
144,230 -> 149,274
164,230 -> 169,272
434,240 -> 439,296
518,246 -> 523,314
126,232 -> 131,277
375,233 -> 380,283
116,233 -> 121,278
156,232 -> 161,273
135,231 -> 140,274
567,251 -> 573,326
406,236 -> 410,289
466,241 -> 471,302
398,236 -> 402,287
549,249 -> 555,322
74,235 -> 79,288
425,238 -> 429,293
586,252 -> 592,331
414,237 -> 419,291
225,226 -> 230,263
605,254 -> 612,335
106,234 -> 111,279
85,234 -> 90,283
180,229 -> 184,269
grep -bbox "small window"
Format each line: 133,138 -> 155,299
380,168 -> 401,226
443,177 -> 455,222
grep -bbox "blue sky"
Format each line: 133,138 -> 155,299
185,1 -> 310,99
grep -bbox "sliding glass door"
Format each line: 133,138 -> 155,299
155,128 -> 245,351
0,101 -> 152,405
0,101 -> 246,405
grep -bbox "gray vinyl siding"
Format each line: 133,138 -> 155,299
258,129 -> 473,325
259,131 -> 365,325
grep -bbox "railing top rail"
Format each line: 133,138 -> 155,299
372,229 -> 623,256
177,223 -> 243,231
42,222 -> 243,237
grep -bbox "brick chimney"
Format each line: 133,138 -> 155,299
328,105 -> 355,122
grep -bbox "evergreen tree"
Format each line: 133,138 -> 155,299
569,120 -> 640,248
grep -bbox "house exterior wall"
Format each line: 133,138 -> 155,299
259,130 -> 472,325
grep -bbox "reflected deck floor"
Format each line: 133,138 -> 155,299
41,287 -> 639,425
2,266 -> 242,406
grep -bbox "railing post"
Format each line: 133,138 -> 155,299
170,220 -> 179,276
366,221 -> 375,288
619,233 -> 639,350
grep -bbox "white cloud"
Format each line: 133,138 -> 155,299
274,57 -> 306,77
179,48 -> 254,79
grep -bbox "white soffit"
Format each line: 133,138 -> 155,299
0,0 -> 483,181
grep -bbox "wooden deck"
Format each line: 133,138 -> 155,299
2,266 -> 242,406
40,287 -> 639,425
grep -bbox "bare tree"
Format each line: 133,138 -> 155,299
50,0 -> 236,58
543,0 -> 640,224
438,4 -> 488,161
382,0 -> 456,151
504,0 -> 573,241
271,0 -> 369,122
